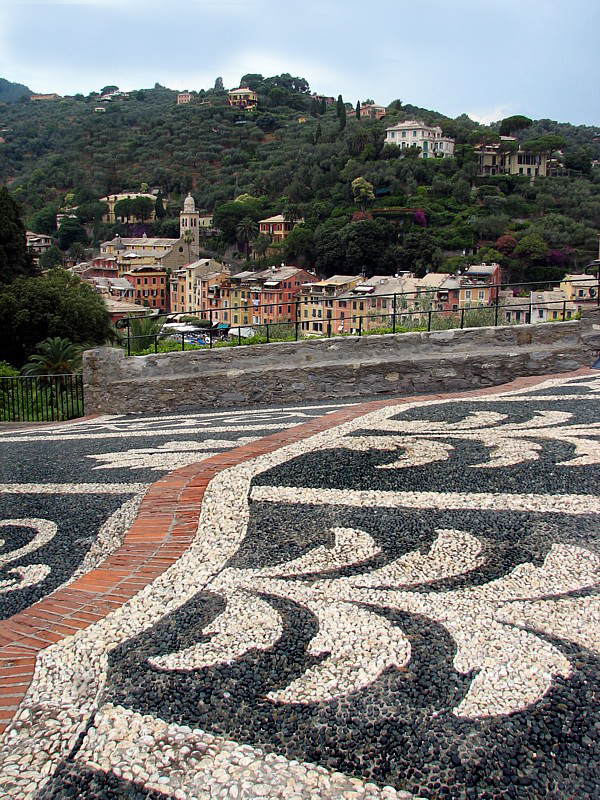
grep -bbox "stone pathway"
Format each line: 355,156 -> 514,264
0,371 -> 598,799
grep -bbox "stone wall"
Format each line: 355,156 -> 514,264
83,309 -> 600,414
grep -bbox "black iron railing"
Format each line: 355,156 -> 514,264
119,275 -> 600,356
0,375 -> 84,422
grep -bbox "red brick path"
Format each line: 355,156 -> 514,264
0,369 -> 592,733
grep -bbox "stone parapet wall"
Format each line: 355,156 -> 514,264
83,309 -> 600,413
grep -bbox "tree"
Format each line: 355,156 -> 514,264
154,190 -> 166,220
21,337 -> 83,377
564,146 -> 593,176
283,202 -> 303,224
56,217 -> 88,251
499,115 -> 533,136
127,313 -> 165,353
282,226 -> 315,266
29,205 -> 59,235
0,269 -> 113,367
351,177 -> 375,212
0,188 -> 36,284
39,246 -> 63,270
100,85 -> 119,95
495,234 -> 518,255
252,235 -> 271,260
514,233 -> 551,263
182,228 -> 195,264
236,217 -> 259,256
523,134 -> 567,159
355,101 -> 361,119
213,198 -> 263,244
342,220 -> 390,276
339,104 -> 347,132
336,94 -> 344,118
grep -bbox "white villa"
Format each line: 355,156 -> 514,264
385,120 -> 455,158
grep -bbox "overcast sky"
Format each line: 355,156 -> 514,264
1,0 -> 598,126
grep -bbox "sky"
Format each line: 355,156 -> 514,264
0,0 -> 599,127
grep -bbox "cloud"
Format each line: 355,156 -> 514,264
466,106 -> 513,125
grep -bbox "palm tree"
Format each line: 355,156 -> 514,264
283,203 -> 304,224
236,217 -> 259,258
21,337 -> 83,386
126,313 -> 165,353
182,229 -> 195,264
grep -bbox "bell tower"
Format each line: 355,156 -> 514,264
179,192 -> 200,255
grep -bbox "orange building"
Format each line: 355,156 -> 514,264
258,215 -> 302,243
121,265 -> 169,311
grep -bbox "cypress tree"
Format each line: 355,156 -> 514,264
356,101 -> 361,119
319,97 -> 326,115
336,94 -> 344,118
154,189 -> 166,220
339,105 -> 346,132
0,188 -> 36,284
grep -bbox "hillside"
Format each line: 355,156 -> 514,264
0,78 -> 31,103
0,75 -> 599,281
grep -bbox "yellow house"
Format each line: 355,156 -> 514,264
559,273 -> 599,307
227,88 -> 258,110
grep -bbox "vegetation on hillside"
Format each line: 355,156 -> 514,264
0,74 -> 598,285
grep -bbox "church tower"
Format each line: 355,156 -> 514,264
179,192 -> 200,258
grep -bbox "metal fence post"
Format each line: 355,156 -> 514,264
460,308 -> 465,329
563,301 -> 566,321
393,294 -> 397,334
427,310 -> 432,332
358,316 -> 362,336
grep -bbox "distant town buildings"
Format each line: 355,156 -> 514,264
26,231 -> 54,261
384,120 -> 455,158
177,92 -> 192,105
349,103 -> 386,120
30,93 -> 61,101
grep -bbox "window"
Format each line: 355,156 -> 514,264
465,290 -> 472,300
538,309 -> 544,318
478,290 -> 485,300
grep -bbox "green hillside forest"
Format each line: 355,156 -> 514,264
1,74 -> 599,281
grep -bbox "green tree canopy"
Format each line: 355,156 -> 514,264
351,177 -> 375,211
499,115 -> 533,136
0,269 -> 113,367
21,336 -> 83,377
0,188 -> 36,284
56,217 -> 88,251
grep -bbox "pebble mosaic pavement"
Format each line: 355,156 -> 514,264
0,370 -> 598,799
